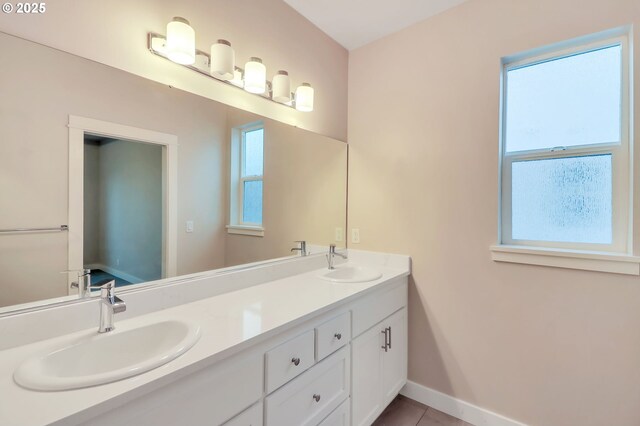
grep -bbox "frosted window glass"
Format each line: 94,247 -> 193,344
244,128 -> 264,176
243,180 -> 263,224
506,46 -> 621,153
511,155 -> 612,244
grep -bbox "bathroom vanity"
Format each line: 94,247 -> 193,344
0,251 -> 410,426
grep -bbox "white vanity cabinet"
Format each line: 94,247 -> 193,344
265,347 -> 350,425
351,282 -> 408,426
79,350 -> 264,426
76,277 -> 408,426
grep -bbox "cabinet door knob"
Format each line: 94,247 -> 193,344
313,394 -> 321,402
334,332 -> 342,340
291,357 -> 301,366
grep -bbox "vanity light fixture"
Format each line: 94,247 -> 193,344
148,21 -> 314,112
165,17 -> 196,65
272,70 -> 291,104
244,57 -> 267,94
210,39 -> 235,80
295,83 -> 314,112
229,69 -> 244,88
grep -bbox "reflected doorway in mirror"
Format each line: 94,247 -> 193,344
67,116 -> 178,296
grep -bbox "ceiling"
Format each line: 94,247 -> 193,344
283,0 -> 469,50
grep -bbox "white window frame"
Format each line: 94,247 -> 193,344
492,28 -> 639,274
227,123 -> 265,237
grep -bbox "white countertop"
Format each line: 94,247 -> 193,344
0,257 -> 409,426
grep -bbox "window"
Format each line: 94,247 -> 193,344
494,29 -> 635,273
228,124 -> 264,236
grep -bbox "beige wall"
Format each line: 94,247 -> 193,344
0,34 -> 228,306
225,109 -> 347,266
348,0 -> 640,425
0,0 -> 348,141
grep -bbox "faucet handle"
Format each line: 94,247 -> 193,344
90,279 -> 116,298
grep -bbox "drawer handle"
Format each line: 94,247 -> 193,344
313,394 -> 321,402
334,332 -> 342,340
291,357 -> 301,366
381,328 -> 389,352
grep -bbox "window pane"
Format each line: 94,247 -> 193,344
243,180 -> 263,224
244,128 -> 264,177
506,46 -> 621,152
511,154 -> 612,244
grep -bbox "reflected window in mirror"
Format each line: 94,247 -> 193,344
228,123 -> 265,236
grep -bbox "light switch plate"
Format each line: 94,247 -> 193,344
186,221 -> 194,233
335,227 -> 343,242
351,228 -> 360,244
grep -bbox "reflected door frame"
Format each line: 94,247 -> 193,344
67,115 -> 178,294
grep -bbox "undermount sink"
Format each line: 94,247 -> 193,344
318,265 -> 382,283
14,320 -> 201,391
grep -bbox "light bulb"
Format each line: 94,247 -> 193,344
295,83 -> 314,112
272,70 -> 291,103
210,39 -> 235,80
244,57 -> 266,94
166,17 -> 195,65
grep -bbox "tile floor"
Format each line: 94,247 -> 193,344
373,395 -> 473,426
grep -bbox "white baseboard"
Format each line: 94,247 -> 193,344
86,263 -> 144,284
400,381 -> 527,426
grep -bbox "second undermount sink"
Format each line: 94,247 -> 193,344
318,265 -> 383,283
14,319 -> 201,391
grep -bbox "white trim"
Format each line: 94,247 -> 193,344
68,116 -> 178,146
226,225 -> 265,237
490,245 -> 640,275
67,115 -> 178,294
401,381 -> 527,426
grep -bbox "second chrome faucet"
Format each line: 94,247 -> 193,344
291,240 -> 308,256
327,244 -> 347,270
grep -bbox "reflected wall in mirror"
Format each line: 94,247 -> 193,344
83,136 -> 165,285
0,32 -> 347,312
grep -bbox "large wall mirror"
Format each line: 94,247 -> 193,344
0,32 -> 347,314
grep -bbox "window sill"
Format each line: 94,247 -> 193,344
226,225 -> 264,237
490,245 -> 640,275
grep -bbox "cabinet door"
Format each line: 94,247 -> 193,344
351,323 -> 384,426
381,308 -> 407,407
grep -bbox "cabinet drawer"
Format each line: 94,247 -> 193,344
265,330 -> 315,393
318,398 -> 350,426
352,279 -> 407,337
315,312 -> 350,361
265,346 -> 350,426
223,402 -> 263,426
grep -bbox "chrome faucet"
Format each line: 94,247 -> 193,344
70,268 -> 92,298
91,280 -> 126,333
326,244 -> 347,270
291,240 -> 308,256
